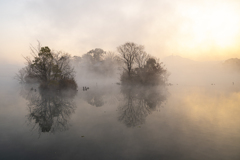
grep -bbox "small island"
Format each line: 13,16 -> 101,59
16,44 -> 77,92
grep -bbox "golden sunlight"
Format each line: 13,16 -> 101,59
182,3 -> 240,49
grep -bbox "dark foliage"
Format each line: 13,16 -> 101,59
17,44 -> 77,91
118,42 -> 168,86
120,57 -> 168,86
59,78 -> 78,91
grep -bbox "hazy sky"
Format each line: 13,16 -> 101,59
1,0 -> 240,64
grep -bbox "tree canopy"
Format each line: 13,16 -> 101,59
118,42 -> 168,86
17,45 -> 77,91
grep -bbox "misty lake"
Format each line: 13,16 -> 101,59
1,77 -> 240,160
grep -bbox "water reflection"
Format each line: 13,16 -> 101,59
83,88 -> 104,107
118,86 -> 167,127
21,87 -> 76,133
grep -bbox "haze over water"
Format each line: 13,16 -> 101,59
1,0 -> 240,159
1,58 -> 240,160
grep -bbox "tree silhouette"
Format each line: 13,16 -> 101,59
17,43 -> 77,90
118,42 -> 168,86
117,42 -> 145,76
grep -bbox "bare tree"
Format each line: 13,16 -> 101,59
18,43 -> 77,90
15,67 -> 28,83
117,42 -> 144,76
104,51 -> 117,62
134,47 -> 149,68
52,51 -> 75,80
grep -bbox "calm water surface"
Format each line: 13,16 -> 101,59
1,78 -> 240,160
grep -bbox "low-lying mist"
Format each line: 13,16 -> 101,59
2,43 -> 240,160
162,55 -> 240,87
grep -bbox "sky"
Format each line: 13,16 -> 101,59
1,0 -> 240,64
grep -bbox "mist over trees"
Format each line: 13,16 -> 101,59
223,58 -> 240,71
117,42 -> 168,86
16,44 -> 77,91
72,48 -> 121,79
17,42 -> 168,92
70,42 -> 168,87
17,41 -> 170,132
115,42 -> 168,127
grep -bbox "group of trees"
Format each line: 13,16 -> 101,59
118,42 -> 168,86
18,42 -> 168,90
72,48 -> 120,78
16,44 -> 77,91
17,42 -> 169,133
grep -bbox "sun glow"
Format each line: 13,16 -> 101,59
181,3 -> 240,49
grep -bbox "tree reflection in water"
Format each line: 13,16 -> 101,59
22,87 -> 76,133
118,85 -> 167,127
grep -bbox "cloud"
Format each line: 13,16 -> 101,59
1,0 -> 240,62
20,0 -> 180,55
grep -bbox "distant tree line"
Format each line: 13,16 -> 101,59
223,58 -> 240,71
72,48 -> 121,78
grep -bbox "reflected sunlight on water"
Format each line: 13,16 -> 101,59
164,86 -> 240,159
